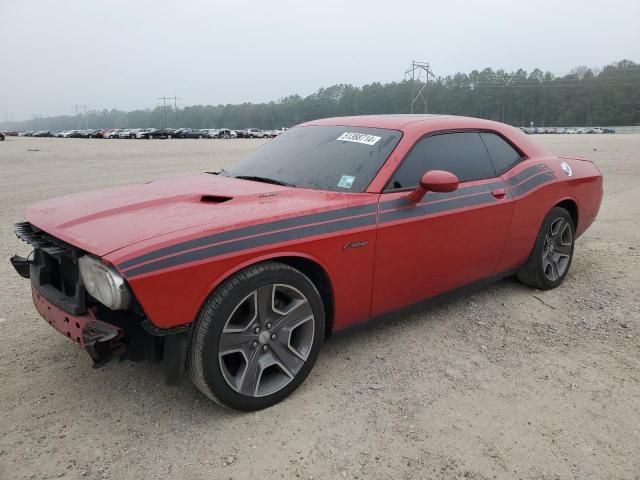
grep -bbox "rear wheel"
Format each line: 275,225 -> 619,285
517,207 -> 575,289
188,261 -> 324,411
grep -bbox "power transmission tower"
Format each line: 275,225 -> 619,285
405,61 -> 434,114
158,95 -> 179,128
73,104 -> 88,129
32,114 -> 43,129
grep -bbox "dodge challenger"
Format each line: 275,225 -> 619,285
11,115 -> 603,411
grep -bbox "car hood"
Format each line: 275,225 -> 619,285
25,173 -> 361,257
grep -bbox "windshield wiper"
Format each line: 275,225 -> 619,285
234,175 -> 295,187
207,168 -> 228,176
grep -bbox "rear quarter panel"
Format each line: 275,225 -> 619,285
497,157 -> 603,273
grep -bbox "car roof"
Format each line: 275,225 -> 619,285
300,114 -> 549,158
302,114 -> 505,130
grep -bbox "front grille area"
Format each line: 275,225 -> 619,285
15,222 -> 87,314
14,222 -> 68,255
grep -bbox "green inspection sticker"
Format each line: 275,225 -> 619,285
337,175 -> 355,189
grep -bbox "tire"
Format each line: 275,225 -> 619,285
517,207 -> 575,290
188,261 -> 325,411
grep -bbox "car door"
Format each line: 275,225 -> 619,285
481,132 -> 559,274
370,131 -> 515,317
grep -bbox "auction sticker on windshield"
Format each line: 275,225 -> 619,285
337,132 -> 381,146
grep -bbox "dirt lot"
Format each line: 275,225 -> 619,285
0,135 -> 638,480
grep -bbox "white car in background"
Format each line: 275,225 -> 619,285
245,128 -> 266,138
135,129 -> 154,139
264,129 -> 284,138
118,129 -> 136,139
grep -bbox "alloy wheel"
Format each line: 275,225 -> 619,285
218,283 -> 315,397
542,217 -> 573,281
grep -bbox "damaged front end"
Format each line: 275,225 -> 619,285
11,222 -> 188,380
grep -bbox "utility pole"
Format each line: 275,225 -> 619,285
173,95 -> 180,127
158,95 -> 179,128
405,60 -> 434,114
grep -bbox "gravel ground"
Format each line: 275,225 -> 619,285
0,135 -> 638,480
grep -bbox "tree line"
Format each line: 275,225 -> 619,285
5,59 -> 639,131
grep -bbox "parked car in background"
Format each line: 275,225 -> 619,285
155,128 -> 173,139
135,128 -> 156,139
245,128 -> 266,138
217,128 -> 237,139
87,129 -> 105,138
146,128 -> 171,139
175,128 -> 207,139
118,129 -> 135,139
102,129 -> 119,139
171,128 -> 189,138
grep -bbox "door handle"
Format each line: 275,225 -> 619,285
491,188 -> 507,199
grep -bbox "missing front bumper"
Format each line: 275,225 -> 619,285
32,285 -> 125,366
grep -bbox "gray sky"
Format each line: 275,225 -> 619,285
1,0 -> 638,121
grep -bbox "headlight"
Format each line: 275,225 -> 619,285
79,255 -> 131,310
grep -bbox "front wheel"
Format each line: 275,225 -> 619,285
517,207 -> 575,289
188,261 -> 325,411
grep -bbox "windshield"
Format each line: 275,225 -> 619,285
224,125 -> 402,192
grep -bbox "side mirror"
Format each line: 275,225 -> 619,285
407,170 -> 459,203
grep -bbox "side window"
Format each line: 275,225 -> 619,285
480,132 -> 522,174
388,132 -> 496,189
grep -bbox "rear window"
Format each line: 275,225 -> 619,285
226,125 -> 402,192
480,132 -> 522,173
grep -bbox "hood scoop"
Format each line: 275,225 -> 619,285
200,195 -> 232,204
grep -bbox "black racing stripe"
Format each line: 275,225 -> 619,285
380,192 -> 496,224
121,167 -> 555,276
119,202 -> 377,270
510,171 -> 556,197
506,164 -> 546,186
379,181 -> 504,211
124,213 -> 376,278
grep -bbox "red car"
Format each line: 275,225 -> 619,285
11,115 -> 603,410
